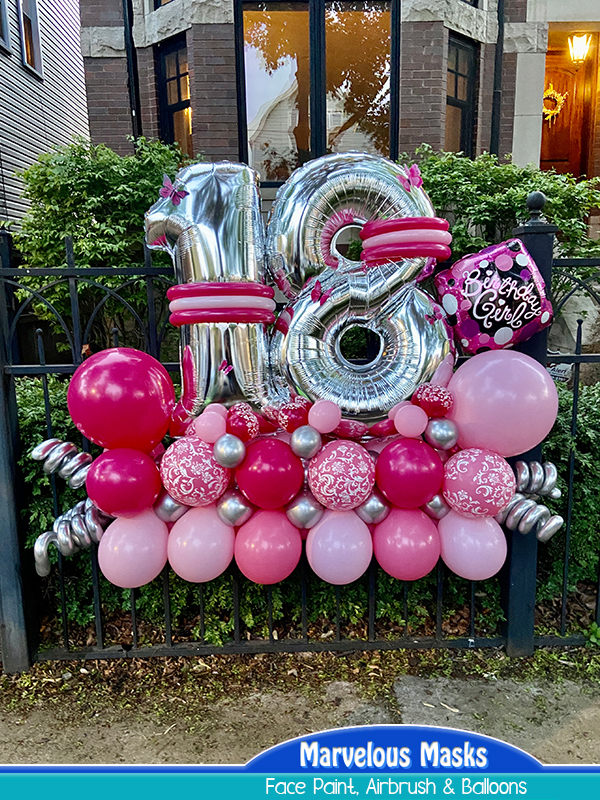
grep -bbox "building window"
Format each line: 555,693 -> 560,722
156,34 -> 193,156
241,0 -> 394,182
0,0 -> 10,51
445,35 -> 476,157
154,0 -> 174,8
18,0 -> 42,74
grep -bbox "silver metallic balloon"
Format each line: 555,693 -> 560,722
34,499 -> 113,577
423,494 -> 451,520
286,491 -> 324,530
213,433 -> 246,468
495,491 -> 563,542
31,438 -> 93,489
145,162 -> 287,416
515,460 -> 561,499
217,489 -> 254,527
424,418 -> 459,450
290,425 -> 322,459
355,490 -> 390,525
266,153 -> 436,298
154,488 -> 190,524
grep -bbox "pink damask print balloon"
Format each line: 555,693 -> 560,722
442,448 -> 516,518
308,441 -> 375,511
160,436 -> 230,507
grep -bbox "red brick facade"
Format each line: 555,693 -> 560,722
84,57 -> 134,154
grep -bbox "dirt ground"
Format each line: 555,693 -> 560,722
1,671 -> 599,765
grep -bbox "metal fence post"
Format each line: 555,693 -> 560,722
0,231 -> 33,672
501,192 -> 559,657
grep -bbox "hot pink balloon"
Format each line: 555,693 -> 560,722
443,448 -> 516,518
160,437 -> 230,507
447,350 -> 558,457
235,510 -> 302,584
308,441 -> 375,510
394,404 -> 428,438
306,511 -> 373,585
86,448 -> 162,518
373,508 -> 440,581
192,410 -> 227,443
438,511 -> 507,580
236,439 -> 303,509
98,509 -> 168,588
308,400 -> 342,434
376,439 -> 443,509
168,505 -> 234,582
67,348 -> 175,453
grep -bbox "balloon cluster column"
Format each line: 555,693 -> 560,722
501,192 -> 558,657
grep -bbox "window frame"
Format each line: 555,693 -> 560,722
446,33 -> 477,158
153,0 -> 174,9
155,33 -> 193,156
235,0 -> 401,186
0,0 -> 11,53
17,0 -> 43,78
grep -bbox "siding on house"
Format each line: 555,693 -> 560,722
0,0 -> 89,223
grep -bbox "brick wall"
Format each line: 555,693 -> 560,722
399,21 -> 447,156
137,45 -> 160,140
79,0 -> 123,28
474,42 -> 495,156
188,24 -> 239,162
499,52 -> 517,160
84,57 -> 134,154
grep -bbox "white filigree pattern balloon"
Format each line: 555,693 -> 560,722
442,448 -> 516,518
308,441 -> 375,511
160,436 -> 230,507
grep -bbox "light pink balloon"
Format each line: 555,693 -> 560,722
160,437 -> 230,506
168,505 -> 234,582
447,350 -> 558,457
98,509 -> 168,588
308,440 -> 375,510
373,508 -> 440,581
192,410 -> 227,443
235,510 -> 302,584
443,448 -> 516,518
438,511 -> 507,580
306,510 -> 373,585
388,401 -> 411,420
430,354 -> 455,387
308,400 -> 342,434
394,404 -> 429,438
205,403 -> 228,419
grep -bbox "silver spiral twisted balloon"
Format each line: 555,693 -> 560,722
34,498 -> 113,577
495,461 -> 564,543
31,438 -> 93,489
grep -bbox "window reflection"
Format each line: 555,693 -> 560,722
325,1 -> 391,157
244,3 -> 310,181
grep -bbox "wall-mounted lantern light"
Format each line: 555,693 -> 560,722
568,33 -> 591,69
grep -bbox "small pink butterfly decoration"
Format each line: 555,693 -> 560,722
218,359 -> 234,376
399,164 -> 423,193
311,280 -> 333,306
159,174 -> 189,206
273,267 -> 294,299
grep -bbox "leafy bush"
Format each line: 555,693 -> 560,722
400,146 -> 600,264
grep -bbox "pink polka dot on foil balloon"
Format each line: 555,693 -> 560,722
479,334 -> 490,344
460,299 -> 472,310
496,254 -> 513,272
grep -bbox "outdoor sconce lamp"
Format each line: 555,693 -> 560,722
568,33 -> 591,69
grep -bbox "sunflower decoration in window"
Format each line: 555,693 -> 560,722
543,83 -> 568,127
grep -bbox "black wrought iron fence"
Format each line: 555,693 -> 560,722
0,211 -> 598,673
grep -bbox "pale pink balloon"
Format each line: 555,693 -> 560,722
394,404 -> 429,438
388,401 -> 411,420
443,448 -> 516,518
306,510 -> 373,585
308,440 -> 375,510
192,411 -> 227,443
235,510 -> 302,584
168,505 -> 234,582
430,354 -> 455,387
447,350 -> 558,457
160,437 -> 230,507
373,508 -> 440,581
308,400 -> 342,434
98,509 -> 168,588
438,511 -> 507,580
205,403 -> 228,419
